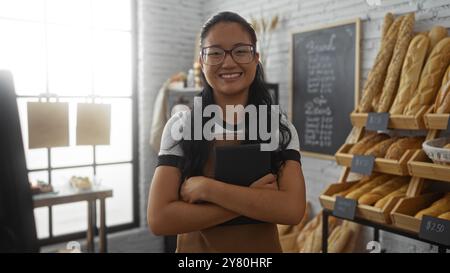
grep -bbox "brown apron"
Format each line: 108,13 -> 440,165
176,138 -> 282,253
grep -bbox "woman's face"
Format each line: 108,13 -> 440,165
201,22 -> 259,98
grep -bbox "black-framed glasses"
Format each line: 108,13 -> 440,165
201,44 -> 255,65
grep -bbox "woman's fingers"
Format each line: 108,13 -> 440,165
250,173 -> 277,188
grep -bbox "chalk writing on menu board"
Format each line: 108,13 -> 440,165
304,35 -> 336,148
292,20 -> 359,158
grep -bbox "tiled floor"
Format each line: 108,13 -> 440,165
41,228 -> 164,253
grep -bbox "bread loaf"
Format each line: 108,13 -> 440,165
372,92 -> 381,112
364,137 -> 398,158
444,143 -> 450,149
436,88 -> 450,113
382,13 -> 395,40
357,16 -> 403,113
296,213 -> 321,251
378,13 -> 415,113
332,174 -> 380,197
358,176 -> 409,205
328,225 -> 353,253
300,214 -> 338,253
348,133 -> 390,155
389,34 -> 430,114
341,222 -> 361,253
435,64 -> 450,113
415,193 -> 450,219
385,137 -> 424,160
438,212 -> 450,220
428,26 -> 448,54
374,183 -> 409,208
345,175 -> 393,200
279,231 -> 301,252
277,224 -> 292,236
404,37 -> 450,115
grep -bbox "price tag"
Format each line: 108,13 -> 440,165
419,215 -> 450,246
366,112 -> 389,131
351,155 -> 375,176
333,196 -> 357,220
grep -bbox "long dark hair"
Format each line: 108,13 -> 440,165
180,11 -> 292,179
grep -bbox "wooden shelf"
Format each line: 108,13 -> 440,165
424,110 -> 449,130
335,143 -> 415,176
390,192 -> 444,233
350,106 -> 428,130
408,150 -> 450,183
320,180 -> 405,224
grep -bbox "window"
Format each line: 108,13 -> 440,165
0,0 -> 138,244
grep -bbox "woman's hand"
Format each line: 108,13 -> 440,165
250,173 -> 278,190
180,176 -> 212,204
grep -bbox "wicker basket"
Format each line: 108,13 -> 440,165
422,137 -> 450,165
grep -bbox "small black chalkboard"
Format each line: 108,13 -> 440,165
333,196 -> 357,220
351,155 -> 375,175
419,215 -> 450,246
366,112 -> 389,131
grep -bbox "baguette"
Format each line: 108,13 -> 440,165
435,64 -> 450,113
279,231 -> 301,252
385,137 -> 424,160
364,137 -> 398,158
436,87 -> 450,113
381,13 -> 395,40
404,37 -> 450,115
333,182 -> 364,198
300,214 -> 338,253
296,213 -> 321,251
327,225 -> 342,246
374,183 -> 409,208
378,13 -> 415,113
345,175 -> 393,200
332,174 -> 380,197
372,92 -> 381,112
389,34 -> 430,114
328,225 -> 353,253
415,193 -> 450,219
342,222 -> 361,253
348,133 -> 390,155
277,224 -> 292,236
357,16 -> 403,113
358,176 -> 409,205
438,212 -> 450,220
428,26 -> 448,55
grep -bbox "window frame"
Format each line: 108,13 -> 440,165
12,0 -> 139,247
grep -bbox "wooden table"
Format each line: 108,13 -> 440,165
33,186 -> 113,253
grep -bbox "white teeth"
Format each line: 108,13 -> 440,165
220,73 -> 241,79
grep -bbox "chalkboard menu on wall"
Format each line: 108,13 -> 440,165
290,19 -> 360,159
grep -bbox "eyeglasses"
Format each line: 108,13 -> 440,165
200,44 -> 255,65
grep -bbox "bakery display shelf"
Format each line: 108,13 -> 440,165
390,192 -> 445,233
321,208 -> 449,253
408,149 -> 450,183
335,143 -> 414,176
320,180 -> 404,224
424,106 -> 450,130
350,106 -> 428,130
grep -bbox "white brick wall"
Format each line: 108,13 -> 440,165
139,0 -> 450,252
137,0 -> 205,251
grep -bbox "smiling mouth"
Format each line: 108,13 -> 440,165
219,72 -> 243,79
